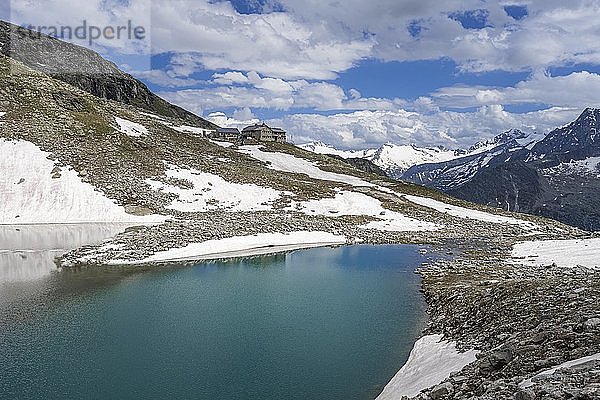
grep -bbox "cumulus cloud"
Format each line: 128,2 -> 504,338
433,71 -> 600,109
160,72 -> 404,112
147,1 -> 373,80
9,0 -> 152,55
133,70 -> 202,88
207,110 -> 260,129
278,0 -> 600,74
11,0 -> 600,79
265,105 -> 581,149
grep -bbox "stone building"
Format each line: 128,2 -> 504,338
241,123 -> 286,142
214,127 -> 241,140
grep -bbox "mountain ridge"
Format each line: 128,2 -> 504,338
0,20 -> 217,129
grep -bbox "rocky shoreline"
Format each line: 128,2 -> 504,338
413,247 -> 600,399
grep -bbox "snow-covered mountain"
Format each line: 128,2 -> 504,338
530,107 -> 600,162
366,144 -> 459,178
466,129 -> 530,155
301,116 -> 600,232
413,109 -> 600,231
403,129 -> 533,190
298,142 -> 376,159
299,142 -> 460,179
300,129 -> 533,180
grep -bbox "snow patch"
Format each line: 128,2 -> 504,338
137,231 -> 347,263
404,195 -> 537,229
0,139 -> 164,224
512,238 -> 600,269
146,165 -> 286,212
114,117 -> 148,137
239,145 -> 375,187
549,156 -> 600,177
210,139 -> 234,148
520,353 -> 600,388
292,191 -> 439,232
171,125 -> 214,136
377,334 -> 479,399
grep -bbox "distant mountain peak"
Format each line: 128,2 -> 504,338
532,108 -> 600,160
467,128 -> 528,154
574,107 -> 600,130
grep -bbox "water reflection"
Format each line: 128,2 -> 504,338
0,224 -> 131,283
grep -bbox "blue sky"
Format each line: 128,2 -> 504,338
7,0 -> 600,149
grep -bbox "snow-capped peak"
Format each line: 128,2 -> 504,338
467,129 -> 528,155
367,143 -> 458,178
299,141 -> 459,179
298,142 -> 375,159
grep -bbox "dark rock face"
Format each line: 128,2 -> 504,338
403,109 -> 600,232
403,130 -> 530,191
325,154 -> 389,177
532,108 -> 600,162
447,161 -> 553,214
0,20 -> 217,129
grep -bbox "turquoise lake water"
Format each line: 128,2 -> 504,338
0,244 -> 428,400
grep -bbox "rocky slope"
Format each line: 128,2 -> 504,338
0,20 -> 217,129
1,25 -> 599,400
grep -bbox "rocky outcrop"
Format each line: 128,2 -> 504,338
326,154 -> 388,177
447,161 -> 553,213
412,254 -> 600,400
0,20 -> 217,129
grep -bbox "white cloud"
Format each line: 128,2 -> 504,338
212,71 -> 250,85
160,72 -> 404,112
278,0 -> 600,74
267,106 -> 581,149
433,71 -> 600,109
148,1 -> 373,80
232,107 -> 256,122
9,0 -> 152,55
11,0 -> 600,79
207,111 -> 259,129
133,70 -> 202,87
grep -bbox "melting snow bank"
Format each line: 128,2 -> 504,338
113,231 -> 347,264
0,139 -> 164,224
404,195 -> 538,229
292,191 -> 439,232
238,145 -> 376,187
114,117 -> 148,137
512,238 -> 600,269
376,334 -> 479,400
520,353 -> 600,389
147,165 -> 286,212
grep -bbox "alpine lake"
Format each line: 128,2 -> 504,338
0,225 -> 433,400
